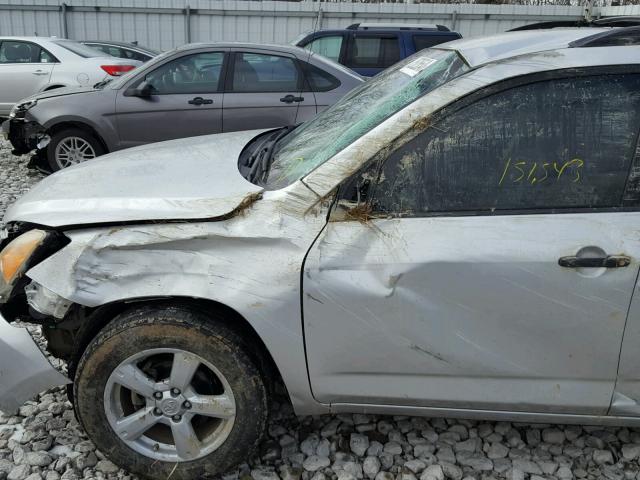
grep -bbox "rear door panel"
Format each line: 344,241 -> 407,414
222,50 -> 314,132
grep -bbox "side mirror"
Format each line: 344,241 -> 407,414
132,80 -> 154,98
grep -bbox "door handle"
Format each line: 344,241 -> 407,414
280,95 -> 304,104
558,255 -> 631,268
32,70 -> 48,76
188,97 -> 213,106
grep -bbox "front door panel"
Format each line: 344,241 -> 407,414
115,51 -> 225,149
304,213 -> 639,414
303,71 -> 640,415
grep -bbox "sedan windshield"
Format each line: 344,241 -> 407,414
263,49 -> 469,189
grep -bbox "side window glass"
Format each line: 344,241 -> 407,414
127,50 -> 150,62
366,74 -> 640,215
301,61 -> 340,92
349,35 -> 400,69
0,41 -> 39,63
39,48 -> 56,63
231,53 -> 299,93
94,45 -> 111,56
305,36 -> 343,62
108,46 -> 124,58
144,52 -> 224,94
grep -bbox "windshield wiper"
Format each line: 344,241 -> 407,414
246,125 -> 296,185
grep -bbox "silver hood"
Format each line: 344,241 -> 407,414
5,130 -> 266,227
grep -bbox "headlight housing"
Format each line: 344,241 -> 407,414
0,229 -> 47,302
9,99 -> 38,119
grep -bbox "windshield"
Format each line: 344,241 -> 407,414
53,40 -> 105,58
264,49 -> 469,189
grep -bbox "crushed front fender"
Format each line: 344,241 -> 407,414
2,118 -> 46,156
0,312 -> 69,413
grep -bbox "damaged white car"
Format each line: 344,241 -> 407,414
3,27 -> 640,479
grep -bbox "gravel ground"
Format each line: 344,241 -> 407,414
3,140 -> 640,480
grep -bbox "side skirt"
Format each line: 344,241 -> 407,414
329,402 -> 640,427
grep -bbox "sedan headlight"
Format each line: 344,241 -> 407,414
0,230 -> 47,300
9,99 -> 38,119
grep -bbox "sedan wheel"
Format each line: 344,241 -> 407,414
54,136 -> 97,168
46,127 -> 106,171
74,305 -> 268,480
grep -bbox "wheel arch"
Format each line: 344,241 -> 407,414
43,84 -> 67,91
59,296 -> 292,407
46,121 -> 109,153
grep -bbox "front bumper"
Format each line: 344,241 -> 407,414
1,118 -> 45,156
0,312 -> 69,412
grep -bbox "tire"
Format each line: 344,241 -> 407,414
46,127 -> 105,171
74,305 -> 269,480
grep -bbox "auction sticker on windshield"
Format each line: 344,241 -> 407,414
400,57 -> 438,77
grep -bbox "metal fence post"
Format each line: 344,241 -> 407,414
316,0 -> 323,30
61,3 -> 69,38
451,10 -> 458,31
185,5 -> 191,44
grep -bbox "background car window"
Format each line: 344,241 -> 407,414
348,35 -> 400,68
304,36 -> 343,62
231,53 -> 299,92
366,74 -> 640,215
88,44 -> 117,56
144,52 -> 223,94
123,49 -> 151,62
0,41 -> 54,63
413,34 -> 459,51
53,40 -> 103,58
39,49 -> 56,62
301,61 -> 340,92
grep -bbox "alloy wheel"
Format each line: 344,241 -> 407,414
54,136 -> 97,169
103,348 -> 236,462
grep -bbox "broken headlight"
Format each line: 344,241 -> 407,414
0,229 -> 48,302
9,99 -> 38,119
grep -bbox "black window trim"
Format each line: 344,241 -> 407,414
337,64 -> 640,220
0,40 -> 59,64
225,50 -> 305,94
299,59 -> 341,93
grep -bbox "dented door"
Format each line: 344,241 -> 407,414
303,214 -> 639,414
303,71 -> 640,415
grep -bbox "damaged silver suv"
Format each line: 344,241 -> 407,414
3,28 -> 640,479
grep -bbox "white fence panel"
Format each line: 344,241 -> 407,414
0,0 -> 634,50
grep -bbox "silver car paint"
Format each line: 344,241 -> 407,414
6,38 -> 640,422
0,313 -> 69,413
0,37 -> 141,117
304,212 -> 639,413
5,129 -> 266,226
14,43 -> 362,154
437,28 -> 612,67
24,188 -> 331,414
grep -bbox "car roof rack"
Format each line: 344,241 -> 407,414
346,23 -> 450,32
569,25 -> 640,47
509,15 -> 640,31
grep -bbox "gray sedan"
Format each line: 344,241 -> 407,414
3,42 -> 362,171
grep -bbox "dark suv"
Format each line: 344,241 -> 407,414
294,23 -> 461,76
